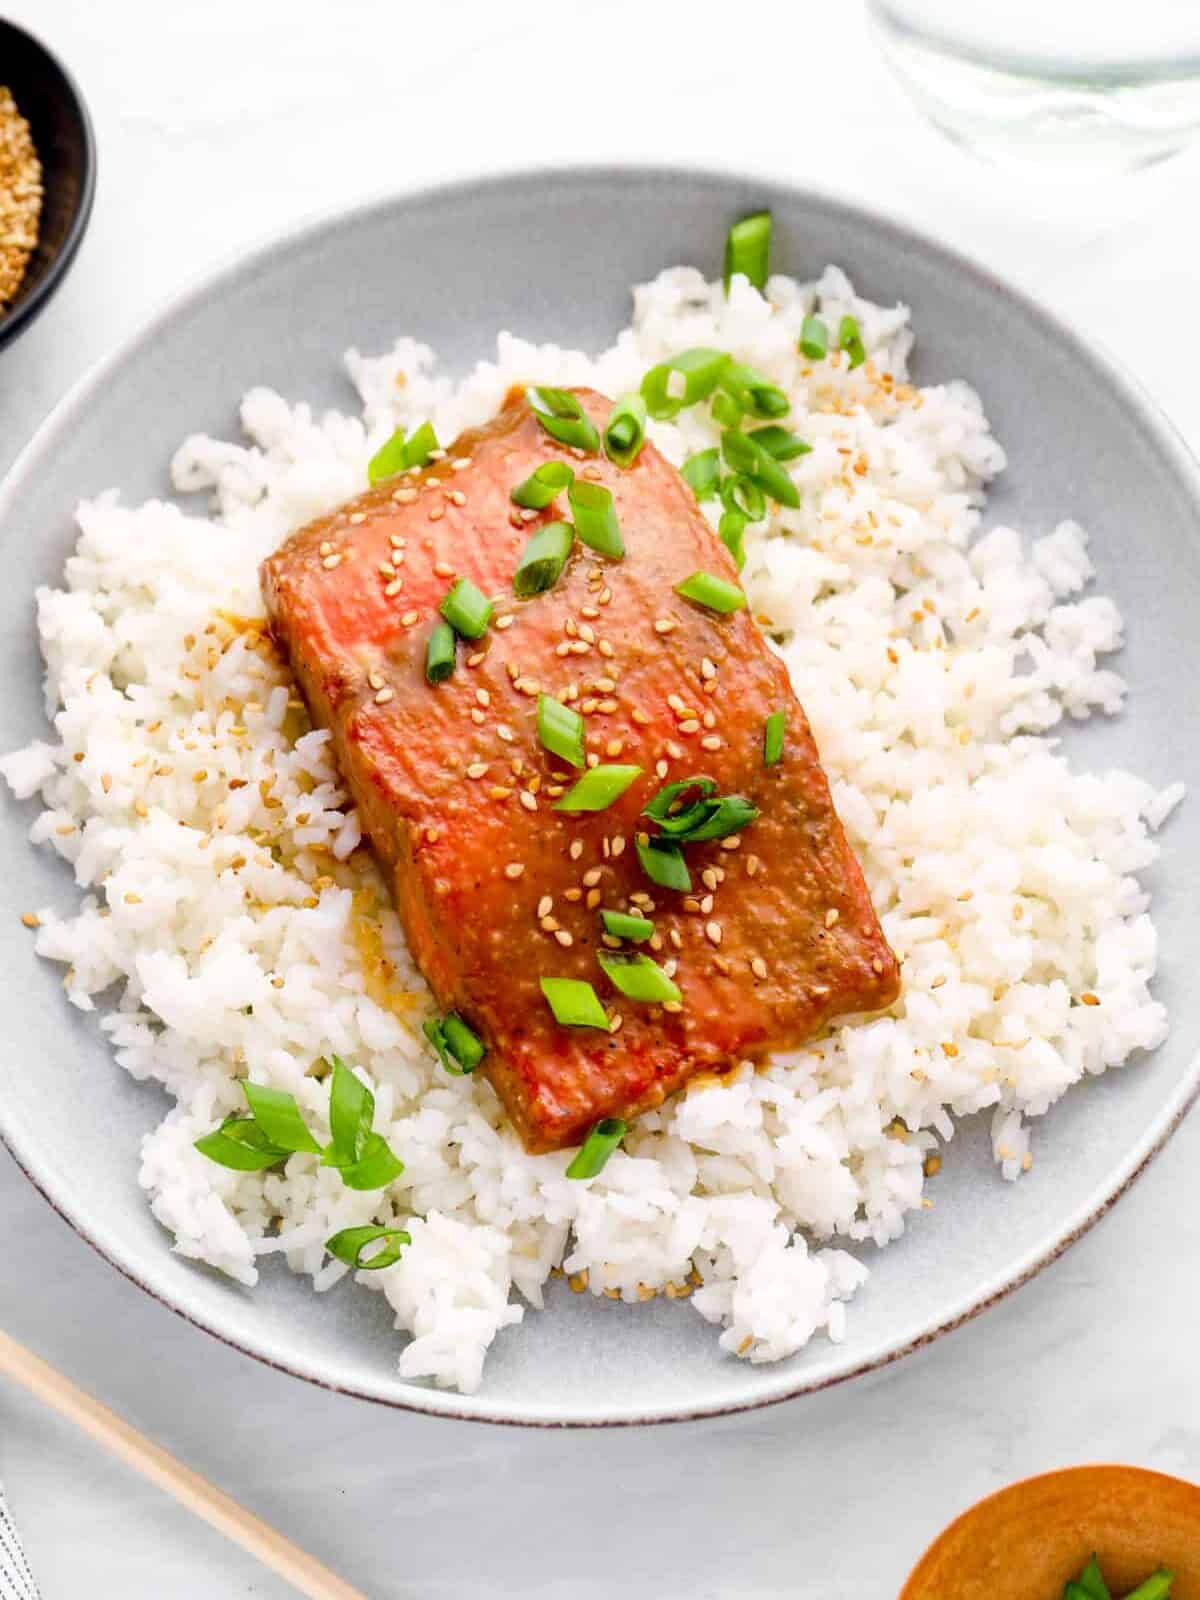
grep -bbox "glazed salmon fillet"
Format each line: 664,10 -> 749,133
262,387 -> 900,1153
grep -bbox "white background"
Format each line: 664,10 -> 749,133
2,4 -> 1200,1596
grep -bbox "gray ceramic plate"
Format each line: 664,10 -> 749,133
1,168 -> 1198,1427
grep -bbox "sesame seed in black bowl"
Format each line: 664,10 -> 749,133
0,18 -> 95,351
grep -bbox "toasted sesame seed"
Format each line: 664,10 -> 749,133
1081,992 -> 1100,1006
466,650 -> 486,668
745,855 -> 761,877
503,863 -> 525,882
392,487 -> 418,505
465,761 -> 488,779
568,1271 -> 588,1293
519,790 -> 538,812
433,561 -> 454,578
321,552 -> 342,570
495,614 -> 514,631
679,719 -> 700,736
489,785 -> 513,801
401,610 -> 419,627
448,489 -> 467,507
554,929 -> 574,948
581,868 -> 602,887
594,677 -> 617,694
384,579 -> 404,597
700,734 -> 722,751
825,908 -> 840,929
470,708 -> 486,725
700,894 -> 714,915
702,710 -> 716,730
378,562 -> 396,578
569,840 -> 584,861
662,999 -> 683,1015
631,708 -> 651,726
319,540 -> 334,557
374,687 -> 395,706
719,836 -> 742,852
654,618 -> 677,635
348,511 -> 367,525
665,740 -> 684,759
611,835 -> 625,858
514,677 -> 540,697
655,759 -> 668,778
597,697 -> 618,714
608,1012 -> 623,1034
871,957 -> 885,974
599,587 -> 613,605
536,895 -> 554,918
555,641 -> 571,658
700,657 -> 717,680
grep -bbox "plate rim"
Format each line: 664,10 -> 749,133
2,162 -> 1198,1428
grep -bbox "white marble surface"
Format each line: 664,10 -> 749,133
3,3 -> 1200,1596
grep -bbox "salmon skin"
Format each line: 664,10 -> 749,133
262,387 -> 900,1153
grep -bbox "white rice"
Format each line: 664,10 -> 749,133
2,262 -> 1182,1394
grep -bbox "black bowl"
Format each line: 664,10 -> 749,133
0,18 -> 95,350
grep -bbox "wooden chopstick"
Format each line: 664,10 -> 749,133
0,1329 -> 367,1600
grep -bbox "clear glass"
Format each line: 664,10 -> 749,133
868,0 -> 1200,173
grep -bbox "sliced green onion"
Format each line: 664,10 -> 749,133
640,348 -> 730,421
568,480 -> 624,558
720,474 -> 765,522
511,460 -> 574,509
442,1012 -> 486,1072
401,420 -> 439,470
538,694 -> 586,769
721,428 -> 800,509
326,1056 -> 373,1168
325,1224 -> 411,1271
643,775 -> 718,826
527,386 -> 600,451
540,976 -> 610,1029
1073,1558 -> 1112,1600
675,570 -> 747,614
763,709 -> 786,767
719,363 -> 790,421
597,952 -> 681,1005
423,1018 -> 454,1074
513,520 -> 574,598
636,838 -> 691,891
1120,1572 -> 1173,1600
673,793 -> 758,843
566,1117 -> 627,1179
600,909 -> 654,942
723,210 -> 771,293
799,314 -> 829,361
241,1082 -> 321,1155
682,448 -> 721,501
711,391 -> 743,429
440,576 -> 493,639
838,314 -> 867,370
367,428 -> 409,485
750,425 -> 812,462
603,394 -> 647,468
194,1117 -> 290,1172
643,777 -> 758,845
719,511 -> 747,570
425,620 -> 456,684
337,1131 -> 405,1191
555,764 -> 641,813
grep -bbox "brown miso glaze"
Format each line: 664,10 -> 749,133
262,387 -> 900,1152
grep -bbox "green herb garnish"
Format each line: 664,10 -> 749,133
566,1117 -> 627,1179
600,909 -> 654,943
425,620 -> 456,684
635,838 -> 691,891
723,210 -> 771,292
540,977 -> 610,1029
799,314 -> 829,361
597,952 -> 681,1005
513,520 -> 574,597
538,693 -> 586,769
682,448 -> 721,500
325,1224 -> 411,1271
674,570 -> 747,615
838,314 -> 867,370
568,480 -> 624,558
511,460 -> 574,509
641,348 -> 730,421
603,394 -> 648,467
527,387 -> 600,451
555,764 -> 641,813
440,576 -> 493,639
763,709 -> 786,767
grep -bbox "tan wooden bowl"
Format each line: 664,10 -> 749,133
901,1466 -> 1200,1600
